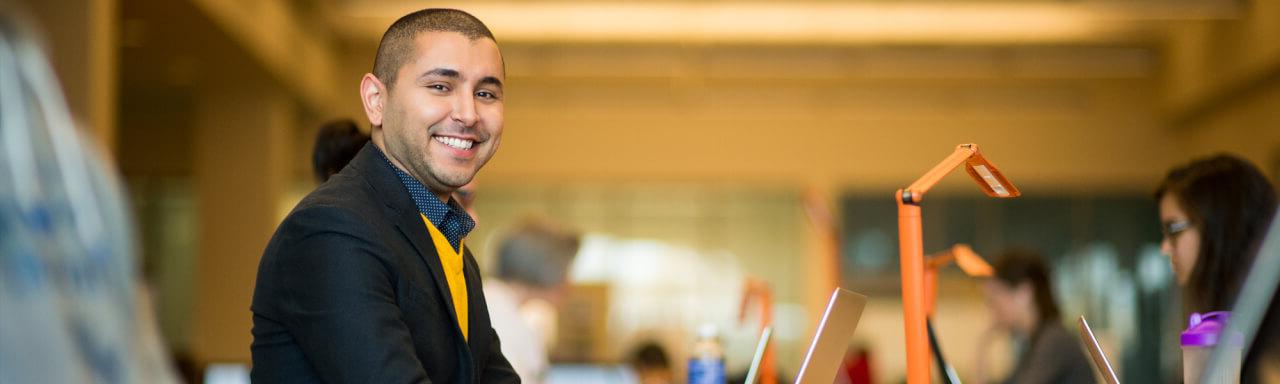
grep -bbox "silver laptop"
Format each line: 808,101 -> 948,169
742,327 -> 773,384
794,287 -> 868,384
1078,315 -> 1121,384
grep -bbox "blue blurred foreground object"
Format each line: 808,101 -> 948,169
0,8 -> 178,384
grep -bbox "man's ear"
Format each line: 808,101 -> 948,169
360,73 -> 386,127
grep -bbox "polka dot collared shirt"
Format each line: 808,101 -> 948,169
376,147 -> 475,251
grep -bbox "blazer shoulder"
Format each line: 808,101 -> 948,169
303,172 -> 381,211
264,173 -> 393,260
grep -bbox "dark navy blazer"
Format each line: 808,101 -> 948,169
251,143 -> 518,384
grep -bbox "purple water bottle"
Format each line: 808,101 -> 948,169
1180,311 -> 1242,384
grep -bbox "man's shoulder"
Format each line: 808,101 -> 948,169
256,173 -> 404,298
303,173 -> 379,211
292,144 -> 393,217
273,172 -> 390,240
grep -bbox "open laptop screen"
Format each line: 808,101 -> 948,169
794,288 -> 867,384
743,327 -> 772,384
1078,315 -> 1121,384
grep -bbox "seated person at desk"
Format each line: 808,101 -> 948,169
1155,154 -> 1280,382
975,249 -> 1093,384
629,341 -> 674,384
485,218 -> 581,383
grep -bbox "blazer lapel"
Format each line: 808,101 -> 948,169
349,143 -> 464,337
393,211 -> 462,333
463,248 -> 483,354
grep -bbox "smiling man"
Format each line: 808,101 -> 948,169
251,9 -> 519,383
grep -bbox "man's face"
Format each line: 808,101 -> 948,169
376,31 -> 505,199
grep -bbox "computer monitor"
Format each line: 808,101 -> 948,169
793,287 -> 867,384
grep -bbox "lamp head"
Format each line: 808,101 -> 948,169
962,145 -> 1020,198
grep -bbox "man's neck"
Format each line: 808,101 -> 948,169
431,191 -> 451,204
372,137 -> 453,203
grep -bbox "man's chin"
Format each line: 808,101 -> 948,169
437,174 -> 477,191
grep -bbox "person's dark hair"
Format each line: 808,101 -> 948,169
494,218 -> 580,289
312,119 -> 369,182
991,248 -> 1061,324
1154,154 -> 1279,382
629,341 -> 671,370
372,8 -> 496,91
1154,154 -> 1278,312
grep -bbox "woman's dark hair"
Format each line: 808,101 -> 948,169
991,248 -> 1061,324
1155,153 -> 1278,382
312,119 -> 370,182
1154,154 -> 1277,312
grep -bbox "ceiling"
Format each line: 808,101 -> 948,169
112,0 -> 1256,178
316,0 -> 1243,46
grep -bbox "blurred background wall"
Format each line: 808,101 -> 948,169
11,0 -> 1280,382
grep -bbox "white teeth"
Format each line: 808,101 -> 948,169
434,136 -> 474,150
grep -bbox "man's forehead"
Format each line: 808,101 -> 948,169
401,31 -> 504,77
411,30 -> 490,44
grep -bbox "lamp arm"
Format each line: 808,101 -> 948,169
904,145 -> 977,202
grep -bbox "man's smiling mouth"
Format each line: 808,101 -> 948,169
433,135 -> 475,150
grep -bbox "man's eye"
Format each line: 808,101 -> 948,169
477,91 -> 499,99
428,84 -> 449,91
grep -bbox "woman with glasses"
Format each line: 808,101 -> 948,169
1155,154 -> 1279,383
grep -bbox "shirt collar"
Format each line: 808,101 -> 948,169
375,146 -> 475,249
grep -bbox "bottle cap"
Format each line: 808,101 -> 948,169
1181,311 -> 1242,347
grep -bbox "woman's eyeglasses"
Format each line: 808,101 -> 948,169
1162,220 -> 1192,239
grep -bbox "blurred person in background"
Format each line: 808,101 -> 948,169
974,249 -> 1093,384
485,217 -> 581,383
0,10 -> 178,384
311,118 -> 370,183
629,341 -> 675,384
250,8 -> 518,383
1155,154 -> 1280,382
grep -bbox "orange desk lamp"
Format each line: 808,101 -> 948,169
924,244 -> 994,383
924,244 -> 993,316
897,144 -> 1019,384
739,277 -> 776,384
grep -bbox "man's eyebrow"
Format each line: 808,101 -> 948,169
479,76 -> 504,89
418,68 -> 460,80
417,69 -> 502,89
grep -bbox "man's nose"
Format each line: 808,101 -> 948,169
451,92 -> 478,127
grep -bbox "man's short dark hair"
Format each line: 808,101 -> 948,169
372,8 -> 496,90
